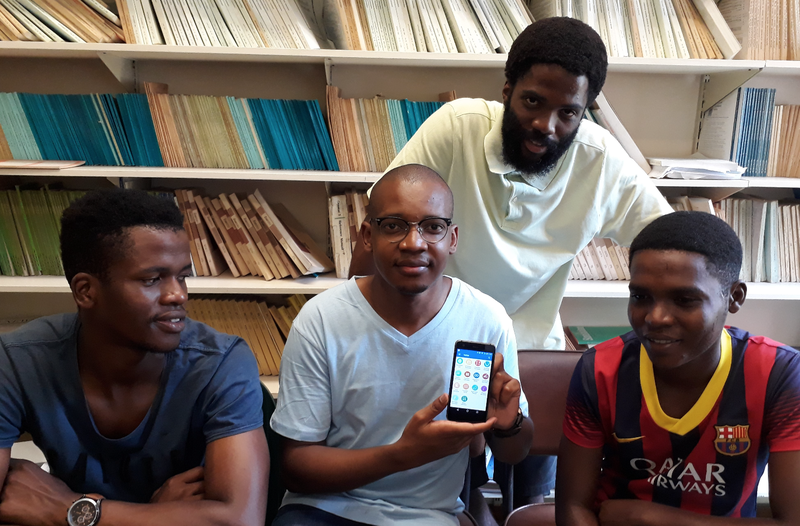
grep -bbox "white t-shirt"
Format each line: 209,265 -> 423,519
271,277 -> 527,525
386,98 -> 673,349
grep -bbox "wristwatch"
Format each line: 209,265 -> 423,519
492,407 -> 524,438
67,494 -> 103,526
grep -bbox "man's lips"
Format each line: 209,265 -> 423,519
524,138 -> 548,155
154,312 -> 186,333
645,334 -> 681,346
396,260 -> 429,275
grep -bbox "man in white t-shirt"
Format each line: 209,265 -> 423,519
270,164 -> 533,525
351,17 -> 672,508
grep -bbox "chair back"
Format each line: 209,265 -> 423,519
261,384 -> 285,525
518,350 -> 584,456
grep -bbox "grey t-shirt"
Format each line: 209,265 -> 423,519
271,277 -> 527,525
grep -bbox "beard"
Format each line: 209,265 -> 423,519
501,101 -> 580,177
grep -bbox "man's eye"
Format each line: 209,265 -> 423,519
143,277 -> 159,285
383,223 -> 402,232
178,274 -> 191,282
424,224 -> 445,234
676,297 -> 699,306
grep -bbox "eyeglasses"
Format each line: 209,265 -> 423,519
372,216 -> 453,244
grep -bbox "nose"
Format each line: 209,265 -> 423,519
531,111 -> 557,137
398,224 -> 427,251
162,277 -> 188,305
645,301 -> 673,327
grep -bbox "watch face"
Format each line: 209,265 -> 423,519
68,499 -> 98,526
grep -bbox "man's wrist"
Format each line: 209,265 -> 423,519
492,408 -> 524,438
66,494 -> 104,526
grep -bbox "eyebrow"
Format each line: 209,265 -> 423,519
517,89 -> 585,112
140,264 -> 193,274
629,285 -> 707,296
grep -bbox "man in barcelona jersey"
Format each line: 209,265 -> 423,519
557,211 -> 800,525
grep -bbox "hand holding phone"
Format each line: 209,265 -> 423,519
447,340 -> 496,423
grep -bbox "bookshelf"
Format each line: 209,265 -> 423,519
1,44 -> 799,346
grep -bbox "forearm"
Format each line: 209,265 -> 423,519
283,443 -> 410,494
98,499 -> 258,526
635,504 -> 794,526
556,503 -> 600,526
485,418 -> 533,465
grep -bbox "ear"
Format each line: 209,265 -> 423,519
727,281 -> 747,314
502,82 -> 512,105
71,272 -> 100,310
362,219 -> 374,253
448,224 -> 458,255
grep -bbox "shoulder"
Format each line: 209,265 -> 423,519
570,121 -> 648,181
571,120 -> 622,156
449,277 -> 512,327
177,318 -> 250,361
293,279 -> 360,322
587,331 -> 640,371
0,313 -> 78,351
284,279 -> 365,339
445,98 -> 503,122
728,326 -> 799,361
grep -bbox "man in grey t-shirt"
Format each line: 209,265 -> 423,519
271,165 -> 533,525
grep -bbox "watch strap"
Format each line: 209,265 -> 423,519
492,407 -> 524,438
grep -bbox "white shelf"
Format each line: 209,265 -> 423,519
4,274 -> 797,300
653,179 -> 748,189
565,280 -> 800,300
0,42 -> 781,74
0,166 -> 381,183
3,166 -> 797,189
0,273 -> 346,294
761,60 -> 800,76
741,177 -> 800,188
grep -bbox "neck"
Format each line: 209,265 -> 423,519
359,275 -> 452,337
77,319 -> 165,390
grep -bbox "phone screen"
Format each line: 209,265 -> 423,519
447,341 -> 495,422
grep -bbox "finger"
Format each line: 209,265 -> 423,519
416,394 -> 448,423
489,369 -> 509,397
188,481 -> 205,496
491,353 -> 505,376
177,466 -> 205,483
428,417 -> 496,437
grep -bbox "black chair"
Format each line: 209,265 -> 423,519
499,349 -> 584,525
261,383 -> 285,526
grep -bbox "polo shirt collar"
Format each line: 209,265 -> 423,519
484,105 -> 561,191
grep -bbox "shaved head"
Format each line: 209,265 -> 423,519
369,164 -> 454,218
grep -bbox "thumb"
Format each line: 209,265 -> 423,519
419,394 -> 448,422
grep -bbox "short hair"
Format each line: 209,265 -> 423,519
629,211 -> 742,288
60,188 -> 184,283
369,164 -> 454,218
505,17 -> 608,106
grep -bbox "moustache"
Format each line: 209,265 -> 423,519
524,130 -> 558,150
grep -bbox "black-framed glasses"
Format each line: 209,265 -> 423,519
372,216 -> 453,244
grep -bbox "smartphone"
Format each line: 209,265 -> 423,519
447,340 -> 496,423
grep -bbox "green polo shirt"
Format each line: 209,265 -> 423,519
386,98 -> 672,349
